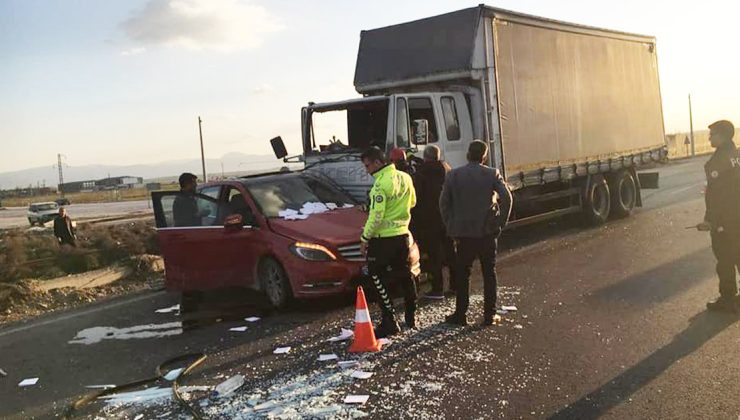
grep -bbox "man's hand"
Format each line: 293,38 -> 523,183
360,241 -> 368,257
696,221 -> 712,232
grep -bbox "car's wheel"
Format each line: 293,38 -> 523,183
583,177 -> 611,225
609,170 -> 637,218
259,258 -> 292,309
28,218 -> 35,226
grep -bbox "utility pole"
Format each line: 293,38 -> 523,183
198,116 -> 207,182
221,161 -> 224,178
688,94 -> 695,156
57,153 -> 65,197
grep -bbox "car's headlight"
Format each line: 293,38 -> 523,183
290,242 -> 336,261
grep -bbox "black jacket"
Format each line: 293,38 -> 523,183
53,215 -> 76,245
173,193 -> 201,227
411,160 -> 450,237
704,142 -> 740,233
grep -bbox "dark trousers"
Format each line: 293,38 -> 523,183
418,232 -> 457,293
711,230 -> 740,298
367,235 -> 417,324
454,235 -> 497,317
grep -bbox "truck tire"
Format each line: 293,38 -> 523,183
259,258 -> 293,309
584,177 -> 611,225
609,170 -> 637,218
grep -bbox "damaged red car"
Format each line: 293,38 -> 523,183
152,171 -> 420,309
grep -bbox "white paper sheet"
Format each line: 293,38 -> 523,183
244,317 -> 261,322
18,378 -> 39,387
327,328 -> 354,342
344,395 -> 369,404
350,370 -> 373,380
337,360 -> 359,369
273,347 -> 291,354
318,354 -> 338,362
155,304 -> 180,314
229,326 -> 248,332
163,368 -> 183,381
501,305 -> 518,312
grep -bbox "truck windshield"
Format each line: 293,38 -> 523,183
309,99 -> 389,154
245,175 -> 353,218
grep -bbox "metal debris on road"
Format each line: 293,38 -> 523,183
327,328 -> 354,342
229,326 -> 248,332
212,375 -> 245,398
350,370 -> 373,380
344,395 -> 370,404
244,316 -> 261,322
273,346 -> 291,355
155,304 -> 180,314
18,377 -> 39,387
318,354 -> 339,362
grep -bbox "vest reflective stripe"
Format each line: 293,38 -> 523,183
355,308 -> 371,323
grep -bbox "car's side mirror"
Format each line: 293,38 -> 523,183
224,213 -> 244,230
270,136 -> 288,160
412,119 -> 429,145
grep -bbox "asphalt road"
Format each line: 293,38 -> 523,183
0,200 -> 151,229
3,156 -> 738,419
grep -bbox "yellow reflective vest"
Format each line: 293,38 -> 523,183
361,164 -> 416,242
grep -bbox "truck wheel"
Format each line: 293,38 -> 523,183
584,178 -> 611,225
609,170 -> 637,218
259,258 -> 292,309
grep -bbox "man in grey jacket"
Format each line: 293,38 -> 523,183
440,140 -> 513,326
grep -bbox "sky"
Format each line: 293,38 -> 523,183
2,0 -> 739,174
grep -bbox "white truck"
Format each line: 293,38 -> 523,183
271,5 -> 666,226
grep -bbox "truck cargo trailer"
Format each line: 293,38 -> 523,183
272,5 -> 667,226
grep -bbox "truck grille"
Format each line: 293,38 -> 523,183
338,243 -> 364,262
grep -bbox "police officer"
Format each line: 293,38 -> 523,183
697,120 -> 740,312
360,147 -> 417,337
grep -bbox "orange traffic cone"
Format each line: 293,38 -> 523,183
349,287 -> 382,353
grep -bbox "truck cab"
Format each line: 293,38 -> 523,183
297,92 -> 474,201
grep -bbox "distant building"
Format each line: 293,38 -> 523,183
59,176 -> 144,193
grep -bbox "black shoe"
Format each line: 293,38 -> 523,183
707,297 -> 737,313
374,320 -> 401,338
444,313 -> 467,326
405,313 -> 416,329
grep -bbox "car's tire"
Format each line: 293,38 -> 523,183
583,177 -> 611,226
608,170 -> 637,219
28,218 -> 35,226
259,258 -> 293,309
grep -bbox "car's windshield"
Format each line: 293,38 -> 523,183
246,175 -> 353,218
33,203 -> 57,211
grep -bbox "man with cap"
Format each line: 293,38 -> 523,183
173,172 -> 205,227
360,146 -> 418,337
696,120 -> 740,312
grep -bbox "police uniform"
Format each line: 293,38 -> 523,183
362,163 -> 417,336
704,141 -> 740,304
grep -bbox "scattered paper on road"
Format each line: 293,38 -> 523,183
350,370 -> 373,380
134,414 -> 144,420
155,304 -> 180,314
85,384 -> 116,389
502,305 -> 518,312
18,378 -> 39,387
514,324 -> 524,329
254,400 -> 279,412
344,395 -> 369,404
273,347 -> 291,355
318,354 -> 338,362
244,317 -> 261,322
229,326 -> 248,332
327,328 -> 354,342
337,360 -> 359,369
163,368 -> 183,381
378,338 -> 391,346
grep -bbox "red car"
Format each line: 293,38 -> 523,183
152,171 -> 420,309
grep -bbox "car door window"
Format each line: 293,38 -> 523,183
225,187 -> 258,226
158,193 -> 220,228
197,186 -> 222,226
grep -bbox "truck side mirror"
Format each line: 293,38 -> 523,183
412,120 -> 429,145
270,136 -> 288,159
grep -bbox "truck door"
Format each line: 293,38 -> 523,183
435,92 -> 474,168
152,188 -> 242,292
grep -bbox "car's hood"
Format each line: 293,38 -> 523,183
268,208 -> 366,246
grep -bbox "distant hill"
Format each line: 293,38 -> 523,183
0,153 -> 288,190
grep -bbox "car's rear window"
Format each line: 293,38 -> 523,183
246,176 -> 352,218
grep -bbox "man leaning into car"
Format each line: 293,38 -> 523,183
360,147 -> 418,338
